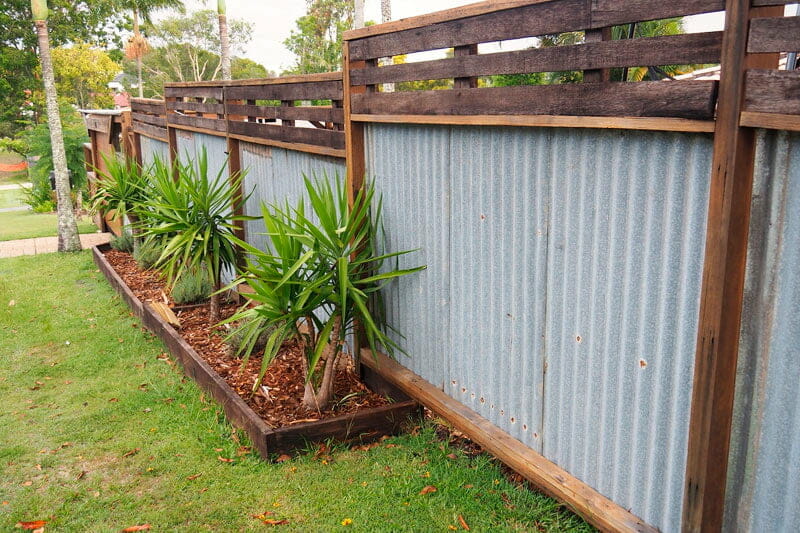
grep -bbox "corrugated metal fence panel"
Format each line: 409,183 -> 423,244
193,132 -> 229,181
366,123 -> 713,533
365,124 -> 451,390
543,129 -> 713,532
175,129 -> 197,164
140,136 -> 169,166
240,142 -> 345,253
447,126 -> 550,450
725,130 -> 800,532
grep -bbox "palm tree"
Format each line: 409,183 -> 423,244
381,0 -> 390,23
121,0 -> 184,97
216,0 -> 231,80
31,0 -> 81,252
354,0 -> 364,29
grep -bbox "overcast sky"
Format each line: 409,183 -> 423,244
176,0 -> 727,75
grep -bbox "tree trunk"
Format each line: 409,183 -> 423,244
380,0 -> 394,93
217,1 -> 231,80
302,315 -> 342,412
127,212 -> 141,256
133,9 -> 144,98
209,280 -> 220,324
35,19 -> 81,253
354,0 -> 364,29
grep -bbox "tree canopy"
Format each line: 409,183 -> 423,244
52,44 -> 119,109
283,0 -> 353,74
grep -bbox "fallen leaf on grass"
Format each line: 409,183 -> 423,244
21,481 -> 32,486
458,515 -> 470,530
217,456 -> 234,463
419,485 -> 437,495
8,300 -> 15,307
15,521 -> 46,530
447,453 -> 458,460
187,473 -> 202,480
109,398 -> 119,403
122,448 -> 140,458
77,471 -> 87,480
275,454 -> 292,463
121,525 -> 151,532
260,519 -> 289,526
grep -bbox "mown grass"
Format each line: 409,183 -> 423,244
0,252 -> 593,532
0,188 -> 25,209
0,211 -> 98,241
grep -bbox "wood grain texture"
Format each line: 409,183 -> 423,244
132,122 -> 168,142
131,99 -> 166,116
167,113 -> 228,133
744,69 -> 800,115
747,16 -> 800,53
227,121 -> 345,149
360,350 -> 658,533
167,100 -> 225,114
350,32 -> 723,86
132,112 -> 166,127
740,110 -> 800,131
682,4 -> 783,532
351,81 -> 719,119
228,134 -> 346,159
344,0 -> 724,42
164,85 -> 224,100
226,104 -> 344,123
226,81 -> 343,101
751,0 -> 797,4
350,113 -> 717,132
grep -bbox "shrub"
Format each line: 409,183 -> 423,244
109,231 -> 134,252
225,174 -> 425,411
133,239 -> 162,270
224,316 -> 275,357
171,268 -> 213,305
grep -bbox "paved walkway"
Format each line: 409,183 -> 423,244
0,232 -> 111,259
0,182 -> 31,191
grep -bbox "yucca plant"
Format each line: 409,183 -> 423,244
143,148 -> 252,323
225,174 -> 425,412
90,154 -> 151,253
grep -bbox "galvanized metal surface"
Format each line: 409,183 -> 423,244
240,142 -> 345,253
725,130 -> 800,532
365,123 -> 714,533
140,136 -> 169,165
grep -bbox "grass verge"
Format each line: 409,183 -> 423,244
0,188 -> 25,209
0,251 -> 592,532
0,211 -> 98,241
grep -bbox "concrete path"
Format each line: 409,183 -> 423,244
0,182 -> 32,191
0,232 -> 111,259
0,206 -> 28,213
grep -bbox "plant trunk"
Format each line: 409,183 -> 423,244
354,0 -> 364,29
35,19 -> 81,253
133,10 -> 144,98
209,280 -> 220,324
218,12 -> 231,80
127,212 -> 141,256
302,315 -> 342,412
380,0 -> 394,93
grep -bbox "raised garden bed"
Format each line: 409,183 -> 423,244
92,244 -> 419,458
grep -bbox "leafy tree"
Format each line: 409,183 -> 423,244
0,0 -> 126,136
283,0 -> 353,74
392,53 -> 452,91
31,0 -> 81,251
52,44 -> 119,109
215,0 -> 231,80
124,9 -> 255,94
232,57 -> 273,80
117,0 -> 185,97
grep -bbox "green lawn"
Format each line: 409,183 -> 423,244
0,210 -> 98,241
0,252 -> 592,532
0,188 -> 25,209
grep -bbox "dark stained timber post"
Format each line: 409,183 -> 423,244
682,3 -> 782,532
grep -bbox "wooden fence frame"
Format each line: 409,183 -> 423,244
115,1 -> 800,530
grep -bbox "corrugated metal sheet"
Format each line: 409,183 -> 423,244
240,142 -> 345,253
140,136 -> 169,165
725,130 -> 800,532
542,129 -> 712,532
366,124 -> 450,389
365,123 -> 714,533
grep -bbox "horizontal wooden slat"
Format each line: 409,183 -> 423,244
228,121 -> 345,149
224,72 -> 343,86
167,101 -> 225,114
348,0 -> 726,60
229,134 -> 346,159
344,0 -> 724,42
132,112 -> 166,127
132,122 -> 168,142
740,111 -> 800,132
226,81 -> 343,101
167,113 -> 227,133
751,0 -> 798,5
352,81 -> 719,119
226,104 -> 344,123
131,99 -> 165,115
164,85 -> 224,99
351,32 -> 723,86
744,69 -> 800,115
351,113 -> 717,132
747,16 -> 800,53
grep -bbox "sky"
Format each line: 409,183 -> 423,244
175,0 -> 728,75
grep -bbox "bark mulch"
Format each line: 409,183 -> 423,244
104,249 -> 389,429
